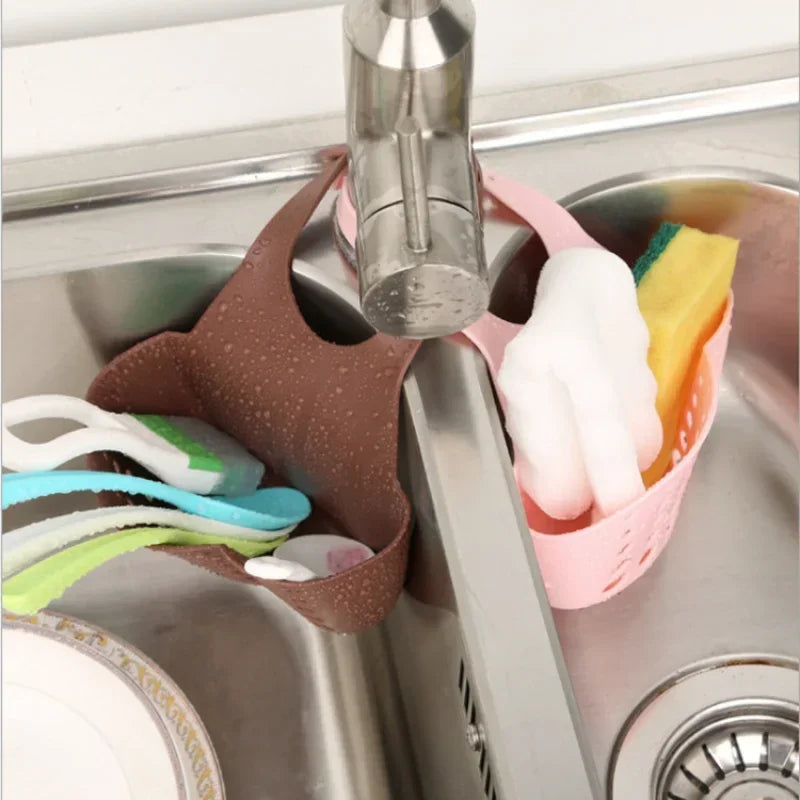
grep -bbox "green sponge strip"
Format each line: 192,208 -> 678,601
633,221 -> 683,286
2,527 -> 284,615
133,414 -> 224,472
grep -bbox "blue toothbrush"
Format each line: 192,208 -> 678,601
2,471 -> 311,531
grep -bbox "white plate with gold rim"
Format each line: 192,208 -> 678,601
2,610 -> 225,800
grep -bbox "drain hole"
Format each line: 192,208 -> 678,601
782,741 -> 799,777
730,732 -> 746,772
701,743 -> 725,781
759,731 -> 770,771
639,548 -> 653,565
679,764 -> 710,794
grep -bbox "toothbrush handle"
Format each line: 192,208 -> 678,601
1,527 -> 279,616
2,394 -> 181,475
4,395 -> 115,428
3,528 -> 177,614
2,505 -> 297,579
1,471 -> 309,531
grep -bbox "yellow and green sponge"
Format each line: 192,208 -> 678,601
634,222 -> 739,485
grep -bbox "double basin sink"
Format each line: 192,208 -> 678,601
3,90 -> 798,799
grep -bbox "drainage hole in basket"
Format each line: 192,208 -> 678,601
617,541 -> 632,556
639,548 -> 653,565
603,559 -> 632,592
612,557 -> 632,576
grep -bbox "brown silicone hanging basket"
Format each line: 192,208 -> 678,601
87,154 -> 421,633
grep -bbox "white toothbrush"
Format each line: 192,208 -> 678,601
2,505 -> 296,578
3,394 -> 265,496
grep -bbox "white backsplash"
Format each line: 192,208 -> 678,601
2,0 -> 798,160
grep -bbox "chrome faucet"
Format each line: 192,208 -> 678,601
343,0 -> 489,338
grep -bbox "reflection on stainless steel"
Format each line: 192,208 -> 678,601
3,66 -> 798,800
343,0 -> 488,337
475,77 -> 799,153
726,351 -> 799,450
396,116 -> 431,254
490,169 -> 799,790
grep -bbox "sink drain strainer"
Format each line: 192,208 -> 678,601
609,658 -> 799,800
658,702 -> 798,799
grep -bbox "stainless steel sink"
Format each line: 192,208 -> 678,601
3,53 -> 798,800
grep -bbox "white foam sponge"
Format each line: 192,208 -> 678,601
497,248 -> 662,520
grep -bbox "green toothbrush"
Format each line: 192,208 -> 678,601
2,527 -> 285,615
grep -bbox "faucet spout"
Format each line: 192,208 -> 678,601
343,0 -> 488,339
